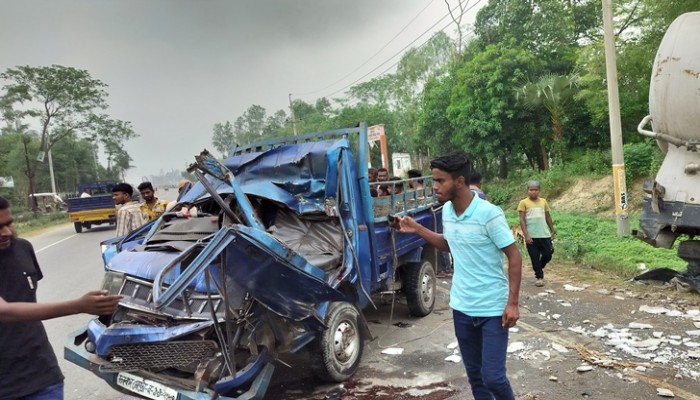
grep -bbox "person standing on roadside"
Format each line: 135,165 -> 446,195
518,180 -> 555,287
0,196 -> 121,400
394,152 -> 521,400
138,181 -> 169,221
112,182 -> 146,237
469,171 -> 487,200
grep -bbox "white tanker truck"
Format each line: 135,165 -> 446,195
634,12 -> 700,291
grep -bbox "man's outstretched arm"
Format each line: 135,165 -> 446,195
0,290 -> 121,322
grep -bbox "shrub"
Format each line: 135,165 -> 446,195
624,140 -> 663,181
566,149 -> 611,176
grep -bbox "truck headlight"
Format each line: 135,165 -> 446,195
101,271 -> 125,296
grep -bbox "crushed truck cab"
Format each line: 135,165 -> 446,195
65,123 -> 443,399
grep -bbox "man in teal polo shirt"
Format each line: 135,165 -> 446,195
395,151 -> 521,400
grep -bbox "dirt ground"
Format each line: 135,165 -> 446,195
550,175 -> 645,217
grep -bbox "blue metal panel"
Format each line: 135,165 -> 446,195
89,319 -> 214,356
179,139 -> 344,215
224,225 -> 347,324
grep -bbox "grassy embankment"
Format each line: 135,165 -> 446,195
13,210 -> 69,236
484,150 -> 687,278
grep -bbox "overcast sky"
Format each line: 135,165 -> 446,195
0,0 -> 483,184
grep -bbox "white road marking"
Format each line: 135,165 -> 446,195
35,234 -> 77,253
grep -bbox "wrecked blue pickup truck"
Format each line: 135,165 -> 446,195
65,123 -> 442,399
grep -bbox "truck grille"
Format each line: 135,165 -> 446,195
100,340 -> 218,372
121,276 -> 224,319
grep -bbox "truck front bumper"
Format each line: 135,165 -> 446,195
65,327 -> 275,400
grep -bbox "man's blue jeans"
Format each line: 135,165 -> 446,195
19,382 -> 64,400
453,310 -> 514,400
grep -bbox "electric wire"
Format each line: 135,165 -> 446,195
295,0 -> 437,97
312,0 -> 482,100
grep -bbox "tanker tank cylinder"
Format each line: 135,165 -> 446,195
634,12 -> 700,289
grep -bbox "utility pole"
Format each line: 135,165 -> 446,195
93,142 -> 100,181
47,147 -> 57,194
288,93 -> 298,136
602,0 -> 629,235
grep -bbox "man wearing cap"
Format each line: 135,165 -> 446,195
112,183 -> 146,237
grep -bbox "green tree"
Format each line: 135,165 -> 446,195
212,121 -> 235,157
0,65 -> 137,207
516,73 -> 579,167
448,43 -> 540,178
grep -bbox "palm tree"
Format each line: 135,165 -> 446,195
516,73 -> 579,169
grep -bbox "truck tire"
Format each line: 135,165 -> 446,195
311,302 -> 364,382
404,260 -> 436,317
74,222 -> 83,233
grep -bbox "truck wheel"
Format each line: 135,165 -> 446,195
74,222 -> 83,233
404,260 -> 436,317
83,222 -> 91,230
311,302 -> 364,382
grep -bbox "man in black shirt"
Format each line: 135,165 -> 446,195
0,196 -> 121,400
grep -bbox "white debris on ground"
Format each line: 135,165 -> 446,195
444,354 -> 462,363
381,347 -> 404,355
508,282 -> 700,399
563,284 -> 585,292
444,341 -> 461,363
549,304 -> 700,379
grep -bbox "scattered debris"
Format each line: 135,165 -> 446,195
507,342 -> 526,353
564,284 -> 585,292
549,375 -> 558,381
381,348 -> 404,355
656,387 -> 675,397
576,365 -> 594,372
575,344 -> 649,369
629,322 -> 654,329
444,354 -> 461,363
552,342 -> 569,353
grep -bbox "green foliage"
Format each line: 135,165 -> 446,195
13,210 -> 69,235
448,43 -> 542,177
484,184 -> 517,207
623,140 -> 663,181
1,65 -> 136,201
566,148 -> 611,176
212,121 -> 235,157
505,210 -> 687,276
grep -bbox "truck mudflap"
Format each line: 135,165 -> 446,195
65,327 -> 275,400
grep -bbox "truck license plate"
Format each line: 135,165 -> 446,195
116,372 -> 178,400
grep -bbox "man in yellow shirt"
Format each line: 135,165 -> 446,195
138,181 -> 169,221
517,181 -> 555,287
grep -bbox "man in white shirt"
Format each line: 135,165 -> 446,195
111,183 -> 145,237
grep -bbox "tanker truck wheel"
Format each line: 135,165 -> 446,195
404,260 -> 436,317
311,302 -> 364,382
74,222 -> 83,233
